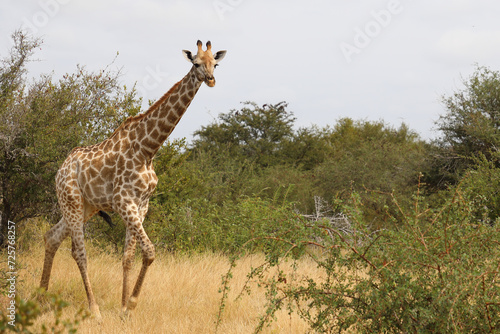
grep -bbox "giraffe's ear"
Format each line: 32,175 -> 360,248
182,50 -> 194,63
214,50 -> 226,63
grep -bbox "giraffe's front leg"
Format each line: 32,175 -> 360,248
122,228 -> 137,315
125,224 -> 155,314
119,201 -> 155,317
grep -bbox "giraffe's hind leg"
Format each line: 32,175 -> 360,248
40,218 -> 70,290
55,188 -> 102,321
70,221 -> 102,322
66,201 -> 103,321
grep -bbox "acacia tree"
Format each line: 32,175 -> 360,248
0,30 -> 140,244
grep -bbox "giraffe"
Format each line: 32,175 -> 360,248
39,40 -> 226,321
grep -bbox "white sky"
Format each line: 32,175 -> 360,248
2,0 -> 500,141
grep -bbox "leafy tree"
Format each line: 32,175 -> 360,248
0,30 -> 140,244
192,101 -> 296,167
437,65 -> 500,175
313,118 -> 428,225
279,125 -> 332,170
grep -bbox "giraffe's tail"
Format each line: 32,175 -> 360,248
98,211 -> 115,228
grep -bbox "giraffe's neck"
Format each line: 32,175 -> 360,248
131,66 -> 202,160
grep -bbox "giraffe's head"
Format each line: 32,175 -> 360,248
182,40 -> 226,87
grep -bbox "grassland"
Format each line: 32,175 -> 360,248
15,241 -> 325,333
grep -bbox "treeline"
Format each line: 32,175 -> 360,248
141,91 -> 499,252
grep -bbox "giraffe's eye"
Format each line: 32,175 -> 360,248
214,64 -> 219,69
194,63 -> 200,68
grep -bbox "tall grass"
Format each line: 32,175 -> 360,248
9,241 -> 322,333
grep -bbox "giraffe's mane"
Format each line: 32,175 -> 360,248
108,78 -> 183,139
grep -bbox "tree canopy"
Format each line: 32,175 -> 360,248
192,101 -> 296,167
437,65 -> 500,172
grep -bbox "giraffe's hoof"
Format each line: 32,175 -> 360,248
120,309 -> 131,321
127,296 -> 138,311
34,288 -> 47,303
94,313 -> 103,324
90,305 -> 103,324
120,297 -> 137,321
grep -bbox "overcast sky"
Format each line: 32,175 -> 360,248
2,0 -> 500,141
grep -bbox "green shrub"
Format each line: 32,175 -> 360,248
458,152 -> 500,224
225,186 -> 500,333
0,290 -> 88,334
148,195 -> 319,255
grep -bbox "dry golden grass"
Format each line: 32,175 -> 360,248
17,241 -> 326,333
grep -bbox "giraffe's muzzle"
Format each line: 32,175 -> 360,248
205,76 -> 215,87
